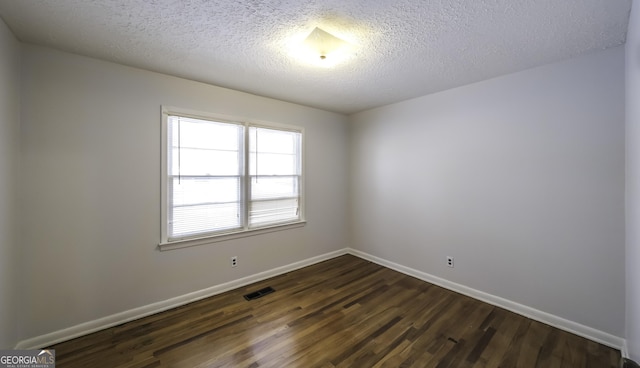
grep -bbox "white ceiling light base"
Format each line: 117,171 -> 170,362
292,27 -> 355,68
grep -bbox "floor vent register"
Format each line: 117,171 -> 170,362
244,286 -> 275,301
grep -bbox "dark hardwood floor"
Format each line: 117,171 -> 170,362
50,255 -> 620,367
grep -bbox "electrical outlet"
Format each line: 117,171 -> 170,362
231,256 -> 238,268
446,256 -> 454,268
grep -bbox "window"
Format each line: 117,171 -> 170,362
160,108 -> 304,248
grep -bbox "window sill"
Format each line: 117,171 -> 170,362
158,221 -> 307,251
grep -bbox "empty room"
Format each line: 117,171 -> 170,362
1,0 -> 640,367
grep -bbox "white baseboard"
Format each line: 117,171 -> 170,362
15,248 -> 348,350
623,341 -> 630,359
16,247 -> 626,353
346,248 -> 625,352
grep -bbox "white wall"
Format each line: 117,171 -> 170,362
18,45 -> 349,341
350,46 -> 625,338
0,19 -> 20,349
626,0 -> 640,361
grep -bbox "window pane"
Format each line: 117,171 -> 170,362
249,153 -> 297,176
169,116 -> 243,177
170,116 -> 240,151
250,176 -> 298,200
169,176 -> 241,238
171,202 -> 241,238
249,198 -> 299,227
249,127 -> 298,154
249,127 -> 300,176
248,126 -> 301,228
172,148 -> 240,176
167,115 -> 244,239
172,177 -> 240,206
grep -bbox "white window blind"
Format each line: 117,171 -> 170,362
249,127 -> 301,227
163,111 -> 303,243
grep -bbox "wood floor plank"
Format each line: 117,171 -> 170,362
49,255 -> 620,367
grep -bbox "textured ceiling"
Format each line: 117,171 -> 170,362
0,0 -> 632,114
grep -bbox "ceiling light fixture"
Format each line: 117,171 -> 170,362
285,26 -> 355,67
303,27 -> 351,61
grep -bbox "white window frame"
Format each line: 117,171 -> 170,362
159,106 -> 305,251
